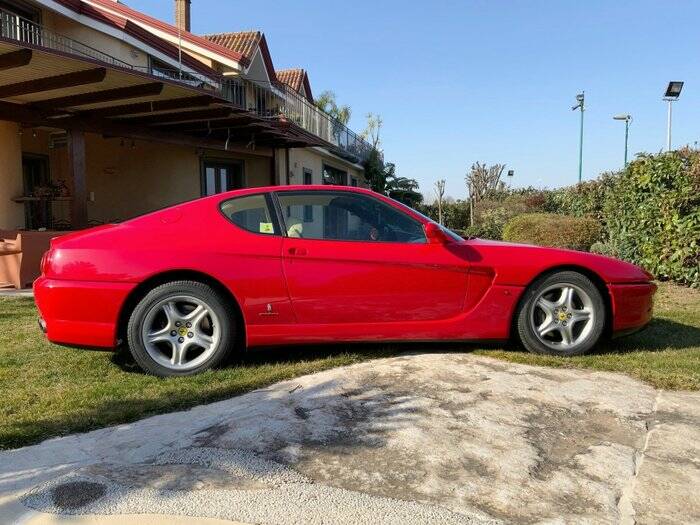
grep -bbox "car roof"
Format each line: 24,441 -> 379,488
217,184 -> 377,198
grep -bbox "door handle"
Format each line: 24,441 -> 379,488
288,247 -> 308,256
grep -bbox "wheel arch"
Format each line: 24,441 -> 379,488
116,269 -> 246,349
510,264 -> 613,340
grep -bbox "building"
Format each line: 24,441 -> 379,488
0,0 -> 375,287
0,0 -> 373,230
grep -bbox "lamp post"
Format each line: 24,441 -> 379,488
613,114 -> 632,166
572,92 -> 585,183
663,81 -> 683,151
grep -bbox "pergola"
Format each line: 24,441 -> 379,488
0,38 -> 326,228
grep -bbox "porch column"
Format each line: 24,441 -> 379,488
68,129 -> 88,229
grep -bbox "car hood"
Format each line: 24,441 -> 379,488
460,238 -> 653,285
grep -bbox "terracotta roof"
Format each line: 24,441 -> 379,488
53,0 -> 221,78
79,0 -> 250,66
277,68 -> 313,103
204,31 -> 260,61
203,31 -> 278,83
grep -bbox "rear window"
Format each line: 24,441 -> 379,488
220,194 -> 278,235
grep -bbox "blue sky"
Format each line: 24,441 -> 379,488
128,0 -> 699,200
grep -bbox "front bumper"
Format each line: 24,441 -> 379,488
34,276 -> 136,348
608,282 -> 657,334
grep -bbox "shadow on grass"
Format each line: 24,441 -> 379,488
599,318 -> 700,353
111,317 -> 700,375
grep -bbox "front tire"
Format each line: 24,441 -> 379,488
127,280 -> 236,377
516,271 -> 605,356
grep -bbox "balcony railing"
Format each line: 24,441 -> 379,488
222,77 -> 377,163
0,8 -> 378,163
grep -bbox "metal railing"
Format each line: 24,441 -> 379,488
222,77 -> 378,163
0,7 -> 377,163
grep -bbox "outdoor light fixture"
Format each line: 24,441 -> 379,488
664,81 -> 684,99
613,114 -> 633,166
572,92 -> 585,183
663,81 -> 684,151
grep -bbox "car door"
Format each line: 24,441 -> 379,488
218,192 -> 295,325
276,190 -> 469,325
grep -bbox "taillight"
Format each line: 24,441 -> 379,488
40,250 -> 52,276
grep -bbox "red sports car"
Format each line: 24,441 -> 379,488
35,186 -> 656,377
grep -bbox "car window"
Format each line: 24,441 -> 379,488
220,194 -> 277,235
276,191 -> 426,243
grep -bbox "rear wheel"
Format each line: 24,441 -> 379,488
516,271 -> 605,356
127,280 -> 236,377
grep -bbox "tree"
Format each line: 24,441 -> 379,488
434,179 -> 446,224
385,164 -> 422,207
315,90 -> 351,125
466,162 -> 506,203
466,162 -> 506,227
361,113 -> 383,150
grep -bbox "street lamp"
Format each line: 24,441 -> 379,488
613,114 -> 632,166
572,92 -> 585,183
663,81 -> 683,151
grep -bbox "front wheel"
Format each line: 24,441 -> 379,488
516,271 -> 605,356
127,280 -> 237,377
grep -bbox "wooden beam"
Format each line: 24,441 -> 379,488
82,95 -> 214,118
0,100 -> 273,156
0,67 -> 107,98
155,115 -> 259,132
118,106 -> 233,125
34,82 -> 164,109
0,49 -> 32,71
68,130 -> 88,229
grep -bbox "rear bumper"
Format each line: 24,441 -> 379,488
34,276 -> 136,348
608,282 -> 657,334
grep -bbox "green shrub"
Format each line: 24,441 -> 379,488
603,149 -> 700,286
590,241 -> 618,257
502,213 -> 603,251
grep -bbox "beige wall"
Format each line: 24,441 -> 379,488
42,11 -> 150,70
0,121 -> 24,230
9,130 -> 272,226
287,148 -> 364,186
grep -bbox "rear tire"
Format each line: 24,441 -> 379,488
126,280 -> 236,377
516,271 -> 605,356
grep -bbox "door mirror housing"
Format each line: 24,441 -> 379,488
424,223 -> 452,245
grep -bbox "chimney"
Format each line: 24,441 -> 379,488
174,0 -> 191,32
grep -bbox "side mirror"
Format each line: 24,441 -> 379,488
424,222 -> 452,245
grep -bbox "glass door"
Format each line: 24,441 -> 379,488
202,160 -> 244,196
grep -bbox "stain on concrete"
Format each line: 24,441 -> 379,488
50,481 -> 106,510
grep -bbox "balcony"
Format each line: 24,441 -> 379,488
0,7 -> 378,164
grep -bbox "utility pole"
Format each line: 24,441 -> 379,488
613,114 -> 632,166
572,92 -> 585,183
663,82 -> 684,152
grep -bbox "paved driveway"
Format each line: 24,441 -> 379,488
1,353 -> 698,524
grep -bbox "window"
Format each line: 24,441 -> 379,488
277,191 -> 425,243
350,177 -> 358,187
322,164 -> 347,185
303,169 -> 313,222
202,160 -> 243,196
220,194 -> 277,235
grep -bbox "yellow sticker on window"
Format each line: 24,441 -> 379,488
259,222 -> 274,234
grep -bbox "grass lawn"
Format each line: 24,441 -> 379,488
1,282 -> 698,450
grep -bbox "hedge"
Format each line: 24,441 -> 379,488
601,149 -> 700,286
502,213 -> 603,251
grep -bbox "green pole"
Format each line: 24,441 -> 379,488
624,119 -> 629,166
577,101 -> 584,183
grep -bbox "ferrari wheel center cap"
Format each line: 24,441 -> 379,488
178,326 -> 188,337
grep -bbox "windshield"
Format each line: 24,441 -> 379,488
392,201 -> 466,242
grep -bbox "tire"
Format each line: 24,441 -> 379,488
126,280 -> 237,377
516,271 -> 605,356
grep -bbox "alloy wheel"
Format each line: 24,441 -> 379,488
140,295 -> 221,371
529,283 -> 595,351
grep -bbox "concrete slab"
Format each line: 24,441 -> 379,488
1,353 -> 698,524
